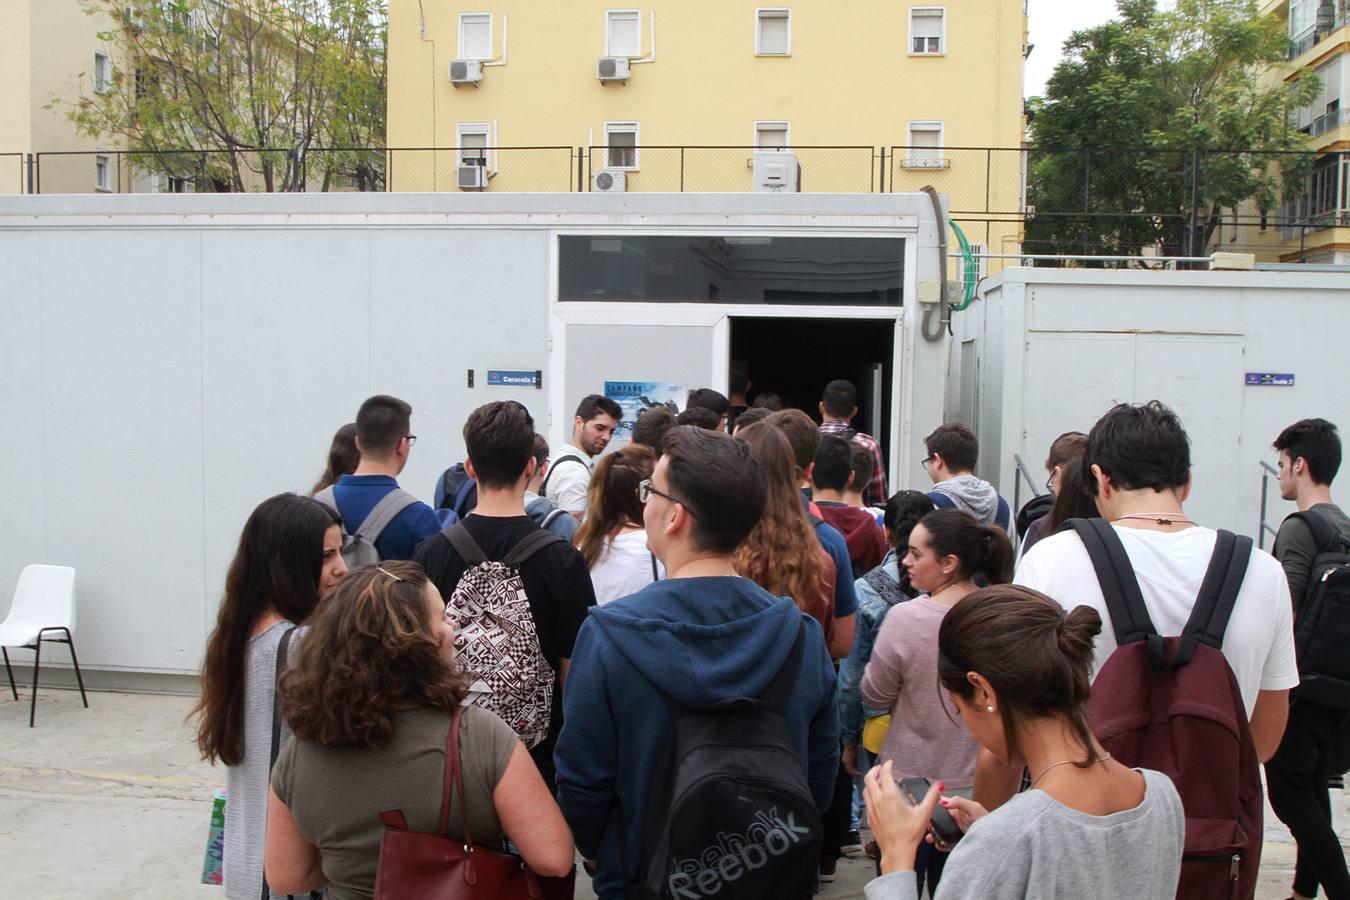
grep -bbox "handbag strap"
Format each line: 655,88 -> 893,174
263,625 -> 298,900
438,704 -> 475,850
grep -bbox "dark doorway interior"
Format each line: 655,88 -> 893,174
729,316 -> 896,470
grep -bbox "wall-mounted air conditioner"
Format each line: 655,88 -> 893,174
752,152 -> 800,192
449,60 -> 483,86
592,170 -> 627,192
596,57 -> 631,82
458,164 -> 488,190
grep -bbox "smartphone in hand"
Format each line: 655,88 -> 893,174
897,776 -> 964,851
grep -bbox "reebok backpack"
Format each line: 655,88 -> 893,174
629,621 -> 822,900
1283,510 -> 1350,708
1071,518 -> 1262,900
439,523 -> 562,749
313,486 -> 419,567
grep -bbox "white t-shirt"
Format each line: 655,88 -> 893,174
543,443 -> 593,515
589,529 -> 663,605
1015,524 -> 1298,717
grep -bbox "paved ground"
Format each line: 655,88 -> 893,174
1,688 -> 1345,898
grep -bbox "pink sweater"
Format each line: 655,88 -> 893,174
859,596 -> 979,788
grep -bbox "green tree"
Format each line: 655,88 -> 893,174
61,0 -> 386,192
1025,0 -> 1318,261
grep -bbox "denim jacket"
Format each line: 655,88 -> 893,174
837,550 -> 911,744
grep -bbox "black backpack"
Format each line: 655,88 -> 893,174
435,463 -> 478,518
1284,511 -> 1350,708
628,621 -> 822,900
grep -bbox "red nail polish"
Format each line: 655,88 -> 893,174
937,781 -> 945,791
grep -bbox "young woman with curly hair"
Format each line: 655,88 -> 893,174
732,422 -> 837,642
192,493 -> 347,900
573,444 -> 661,604
263,561 -> 575,900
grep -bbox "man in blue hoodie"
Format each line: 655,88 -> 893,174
554,426 -> 841,900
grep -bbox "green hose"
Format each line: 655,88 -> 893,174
948,219 -> 978,312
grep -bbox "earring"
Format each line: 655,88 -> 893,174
986,706 -> 996,713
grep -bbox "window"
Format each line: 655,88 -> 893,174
1289,0 -> 1316,41
905,121 -> 945,168
95,153 -> 112,192
605,122 -> 639,169
1299,55 -> 1344,134
93,52 -> 112,94
459,13 -> 492,60
457,123 -> 493,169
756,9 -> 791,55
755,121 -> 790,150
606,10 -> 641,57
910,8 -> 945,55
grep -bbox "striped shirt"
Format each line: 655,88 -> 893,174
819,420 -> 887,506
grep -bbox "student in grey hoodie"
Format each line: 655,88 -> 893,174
922,424 -> 1011,532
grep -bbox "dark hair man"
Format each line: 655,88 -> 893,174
555,426 -> 840,899
731,405 -> 771,435
544,394 -> 622,520
1266,418 -> 1350,900
999,402 -> 1297,808
843,444 -> 884,525
686,388 -> 732,432
319,394 -> 441,561
524,433 -> 580,542
819,379 -> 888,507
414,402 -> 597,790
811,435 -> 887,578
923,422 -> 1012,532
631,405 -> 676,455
676,406 -> 721,431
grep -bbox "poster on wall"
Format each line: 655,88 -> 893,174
604,381 -> 686,439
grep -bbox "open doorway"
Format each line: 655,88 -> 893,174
729,316 -> 897,469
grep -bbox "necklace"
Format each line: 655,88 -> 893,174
1112,513 -> 1195,527
1031,753 -> 1111,788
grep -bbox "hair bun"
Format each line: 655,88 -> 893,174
1057,605 -> 1102,665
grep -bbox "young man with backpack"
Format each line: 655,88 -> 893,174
524,433 -> 580,543
554,426 -> 840,900
818,379 -> 887,507
414,401 -> 596,792
922,422 -> 1013,533
544,394 -> 622,520
1267,417 -> 1350,900
1011,401 -> 1297,900
314,394 -> 441,564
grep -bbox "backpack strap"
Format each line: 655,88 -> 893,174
1285,510 -> 1344,555
501,527 -> 565,567
757,620 -> 807,714
452,478 -> 477,518
356,488 -> 420,545
313,486 -> 339,521
1068,518 -> 1158,646
540,507 -> 567,531
440,522 -> 488,566
540,454 -> 587,495
263,624 -> 298,900
650,551 -> 660,582
1168,530 -> 1251,671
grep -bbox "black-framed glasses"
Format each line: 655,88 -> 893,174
1045,473 -> 1055,493
404,434 -> 418,447
921,455 -> 934,467
638,478 -> 696,517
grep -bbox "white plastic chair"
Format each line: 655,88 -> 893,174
0,565 -> 88,727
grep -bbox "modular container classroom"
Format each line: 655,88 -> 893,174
0,192 -> 1347,687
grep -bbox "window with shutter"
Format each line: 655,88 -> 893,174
607,10 -> 641,57
910,9 -> 944,55
459,13 -> 492,60
907,123 -> 944,167
756,122 -> 790,150
757,9 -> 790,55
605,123 -> 639,169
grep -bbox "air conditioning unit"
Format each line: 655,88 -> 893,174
458,164 -> 487,190
752,152 -> 801,192
449,60 -> 483,86
592,169 -> 627,193
596,57 -> 631,82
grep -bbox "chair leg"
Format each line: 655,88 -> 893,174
59,629 -> 88,709
29,634 -> 41,727
2,647 -> 15,701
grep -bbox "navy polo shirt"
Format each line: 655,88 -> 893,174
802,496 -> 858,619
330,474 -> 443,561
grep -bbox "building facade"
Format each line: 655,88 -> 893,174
387,0 -> 1028,255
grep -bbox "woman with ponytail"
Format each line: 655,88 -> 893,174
862,586 -> 1184,899
192,493 -> 348,899
860,508 -> 1013,894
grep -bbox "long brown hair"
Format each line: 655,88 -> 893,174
1045,451 -> 1099,534
733,423 -> 833,626
194,494 -> 340,766
574,445 -> 656,567
311,423 -> 359,494
938,585 -> 1103,769
280,562 -> 468,748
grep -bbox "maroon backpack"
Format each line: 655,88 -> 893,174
1071,518 -> 1261,900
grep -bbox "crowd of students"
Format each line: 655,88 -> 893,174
191,381 -> 1348,900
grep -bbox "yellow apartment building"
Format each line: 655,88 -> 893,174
387,0 -> 1028,256
0,0 -> 131,194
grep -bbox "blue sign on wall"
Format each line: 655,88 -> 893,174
1245,372 -> 1295,387
487,370 -> 541,388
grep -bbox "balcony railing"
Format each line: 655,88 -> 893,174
1288,11 -> 1348,59
1309,107 -> 1346,137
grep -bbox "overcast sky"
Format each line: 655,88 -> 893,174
1024,0 -> 1125,97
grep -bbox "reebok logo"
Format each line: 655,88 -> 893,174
666,807 -> 813,898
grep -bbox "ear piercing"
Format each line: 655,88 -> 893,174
986,706 -> 996,713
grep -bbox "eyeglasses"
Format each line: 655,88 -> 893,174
638,478 -> 696,517
404,434 -> 418,447
921,456 -> 934,468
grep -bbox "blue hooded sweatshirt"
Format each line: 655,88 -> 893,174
553,575 -> 840,900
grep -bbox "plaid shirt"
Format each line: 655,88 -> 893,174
819,420 -> 887,506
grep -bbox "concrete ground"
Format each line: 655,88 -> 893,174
1,688 -> 1346,899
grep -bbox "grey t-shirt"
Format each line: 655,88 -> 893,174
1275,502 -> 1350,608
863,768 -> 1184,900
223,620 -> 294,900
272,705 -> 518,900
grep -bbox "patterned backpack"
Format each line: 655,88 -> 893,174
439,524 -> 563,748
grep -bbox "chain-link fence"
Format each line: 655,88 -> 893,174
385,147 -> 575,192
583,146 -> 878,193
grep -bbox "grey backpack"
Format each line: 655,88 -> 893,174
313,486 -> 419,567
